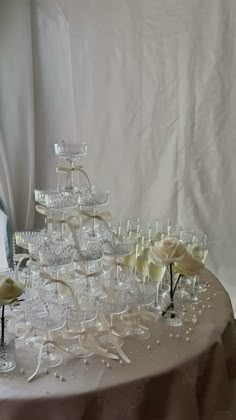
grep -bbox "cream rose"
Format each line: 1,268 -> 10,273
175,252 -> 204,276
0,277 -> 25,305
150,238 -> 186,266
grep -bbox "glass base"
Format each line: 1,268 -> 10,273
195,282 -> 207,293
40,351 -> 63,368
190,295 -> 199,303
162,312 -> 183,327
151,303 -> 161,312
25,336 -> 45,349
179,289 -> 191,301
0,338 -> 16,373
98,334 -> 124,349
0,358 -> 16,373
66,343 -> 93,358
127,325 -> 150,340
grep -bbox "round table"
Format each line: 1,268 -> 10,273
0,269 -> 236,420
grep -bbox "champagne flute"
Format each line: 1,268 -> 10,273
148,262 -> 166,311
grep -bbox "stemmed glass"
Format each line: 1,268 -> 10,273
126,283 -> 155,339
190,232 -> 208,293
98,292 -> 127,349
54,142 -> 88,192
148,261 -> 166,311
30,301 -> 67,368
59,293 -> 98,357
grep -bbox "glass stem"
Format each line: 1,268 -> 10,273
192,276 -> 197,296
69,160 -> 73,190
169,263 -> 174,310
137,307 -> 140,326
46,331 -> 50,355
154,282 -> 160,307
115,264 -> 119,286
1,305 -> 5,346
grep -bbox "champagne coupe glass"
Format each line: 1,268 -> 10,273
61,293 -> 98,357
104,240 -> 134,288
98,292 -> 127,349
54,142 -> 88,192
126,283 -> 155,339
30,301 -> 67,368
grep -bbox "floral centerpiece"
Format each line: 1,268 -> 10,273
150,238 -> 204,325
0,277 -> 24,372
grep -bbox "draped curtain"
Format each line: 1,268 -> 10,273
1,0 -> 236,310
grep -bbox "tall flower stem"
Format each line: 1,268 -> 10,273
1,305 -> 5,346
169,263 -> 174,311
172,274 -> 182,296
162,266 -> 182,318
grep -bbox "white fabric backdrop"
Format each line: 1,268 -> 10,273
1,0 -> 236,310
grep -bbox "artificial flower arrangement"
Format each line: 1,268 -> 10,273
150,238 -> 204,318
0,277 -> 24,347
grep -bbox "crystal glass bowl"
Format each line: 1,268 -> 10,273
34,188 -> 58,206
39,237 -> 74,267
15,231 -> 42,251
78,190 -> 109,207
103,241 -> 134,257
54,143 -> 87,158
44,191 -> 79,210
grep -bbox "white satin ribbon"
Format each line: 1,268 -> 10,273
79,210 -> 111,231
56,165 -> 92,189
40,271 -> 80,311
98,313 -> 131,364
27,334 -> 119,382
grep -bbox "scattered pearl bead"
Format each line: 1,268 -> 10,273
176,334 -> 180,339
185,330 -> 190,335
20,368 -> 25,374
84,359 -> 88,365
202,305 -> 205,309
214,293 -> 217,296
188,327 -> 192,332
120,360 -> 124,365
207,304 -> 211,309
44,368 -> 49,374
102,360 -> 106,365
186,337 -> 190,342
54,372 -> 59,378
106,363 -> 111,368
207,297 -> 210,301
169,334 -> 173,339
198,310 -> 202,315
60,376 -> 65,381
183,307 -> 186,312
156,340 -> 160,345
147,345 -> 151,349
